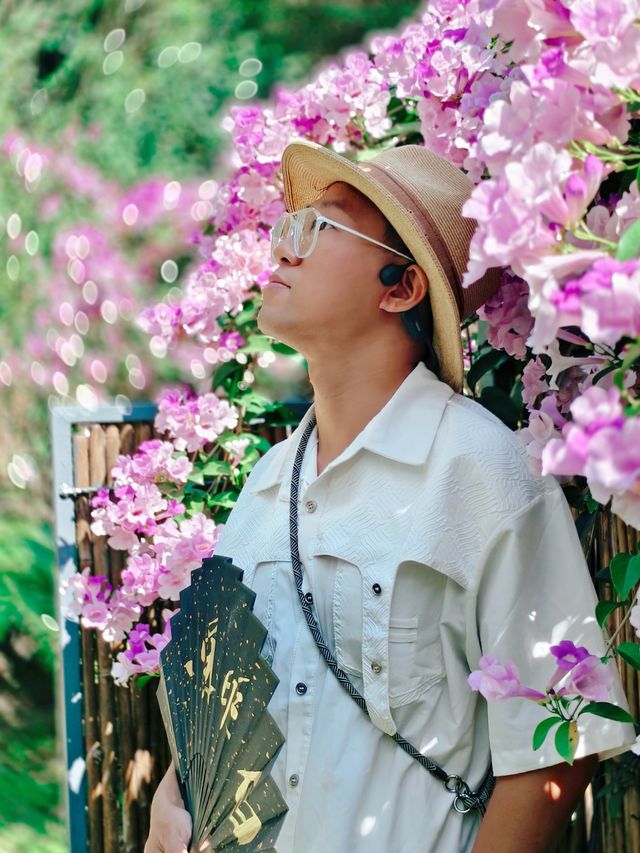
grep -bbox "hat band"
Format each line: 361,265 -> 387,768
361,160 -> 463,316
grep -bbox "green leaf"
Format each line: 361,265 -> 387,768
206,491 -> 238,510
466,348 -> 507,393
533,716 -> 562,751
579,702 -> 636,724
616,219 -> 640,260
136,673 -> 159,688
202,459 -> 233,477
595,599 -> 622,628
185,500 -> 205,516
610,552 -> 640,600
616,642 -> 640,670
478,386 -> 521,430
271,341 -> 298,355
239,334 -> 276,354
187,469 -> 205,485
554,720 -> 579,765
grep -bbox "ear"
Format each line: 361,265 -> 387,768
378,265 -> 429,315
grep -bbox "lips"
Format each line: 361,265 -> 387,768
267,275 -> 290,288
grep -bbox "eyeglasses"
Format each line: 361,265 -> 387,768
270,207 -> 415,265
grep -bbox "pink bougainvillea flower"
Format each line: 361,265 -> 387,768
468,655 -> 546,701
547,640 -> 591,688
556,654 -> 614,702
477,272 -> 534,360
154,388 -> 239,452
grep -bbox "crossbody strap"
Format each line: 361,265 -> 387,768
289,413 -> 494,815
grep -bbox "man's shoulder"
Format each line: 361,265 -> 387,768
428,390 -> 553,511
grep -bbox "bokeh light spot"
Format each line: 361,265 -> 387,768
0,361 -> 13,386
103,51 -> 124,75
7,213 -> 21,240
101,300 -> 118,324
191,200 -> 213,221
30,89 -> 48,116
198,180 -> 217,199
164,180 -> 181,208
123,203 -> 139,226
76,384 -> 99,410
31,361 -> 46,385
239,58 -> 263,77
128,368 -> 146,390
150,336 -> 168,358
160,259 -> 178,282
68,258 -> 86,283
178,43 -> 202,63
104,29 -> 126,53
7,256 -> 20,280
90,359 -> 108,384
25,230 -> 39,255
76,235 -> 90,259
24,152 -> 43,184
235,80 -> 258,100
75,311 -> 89,335
59,302 -> 74,326
83,280 -> 98,305
125,88 -> 146,113
190,359 -> 206,380
158,46 -> 179,68
53,371 -> 69,397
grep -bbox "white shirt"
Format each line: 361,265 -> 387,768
215,363 -> 634,853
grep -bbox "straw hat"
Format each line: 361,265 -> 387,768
280,139 -> 502,392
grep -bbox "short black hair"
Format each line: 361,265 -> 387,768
383,221 -> 440,378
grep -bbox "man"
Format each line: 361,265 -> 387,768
145,141 -> 634,853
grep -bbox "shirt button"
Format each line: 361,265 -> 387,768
305,592 -> 314,605
295,682 -> 307,695
305,500 -> 317,513
372,583 -> 382,595
371,661 -> 382,674
289,773 -> 300,787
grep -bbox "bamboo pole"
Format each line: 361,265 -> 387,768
106,423 -> 139,852
89,424 -> 120,852
73,430 -> 104,853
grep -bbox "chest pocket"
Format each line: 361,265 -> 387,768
388,560 -> 446,706
331,555 -> 446,709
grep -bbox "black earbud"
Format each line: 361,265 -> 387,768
379,262 -> 412,287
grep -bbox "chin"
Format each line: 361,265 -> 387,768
256,307 -> 296,350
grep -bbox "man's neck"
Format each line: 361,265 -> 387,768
306,356 -> 417,475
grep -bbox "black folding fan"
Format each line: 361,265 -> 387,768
157,555 -> 288,852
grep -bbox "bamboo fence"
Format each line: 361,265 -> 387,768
68,418 -> 639,852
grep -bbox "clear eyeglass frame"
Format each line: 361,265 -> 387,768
270,207 -> 415,265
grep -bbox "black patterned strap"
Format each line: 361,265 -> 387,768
289,413 -> 494,816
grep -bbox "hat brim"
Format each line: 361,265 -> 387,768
281,139 -> 464,392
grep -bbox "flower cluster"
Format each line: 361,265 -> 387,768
542,385 -> 640,527
469,640 -> 621,761
469,641 -> 613,706
154,388 -> 239,452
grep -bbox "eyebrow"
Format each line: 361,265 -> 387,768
313,197 -> 351,214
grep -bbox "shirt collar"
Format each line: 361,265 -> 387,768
246,362 -> 456,494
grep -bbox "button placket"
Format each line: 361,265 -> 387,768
362,561 -> 397,736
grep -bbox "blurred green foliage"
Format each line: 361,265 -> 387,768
0,0 -> 419,182
0,0 -> 420,846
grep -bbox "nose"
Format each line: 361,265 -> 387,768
272,232 -> 302,266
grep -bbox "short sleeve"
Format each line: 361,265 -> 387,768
473,479 -> 636,776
